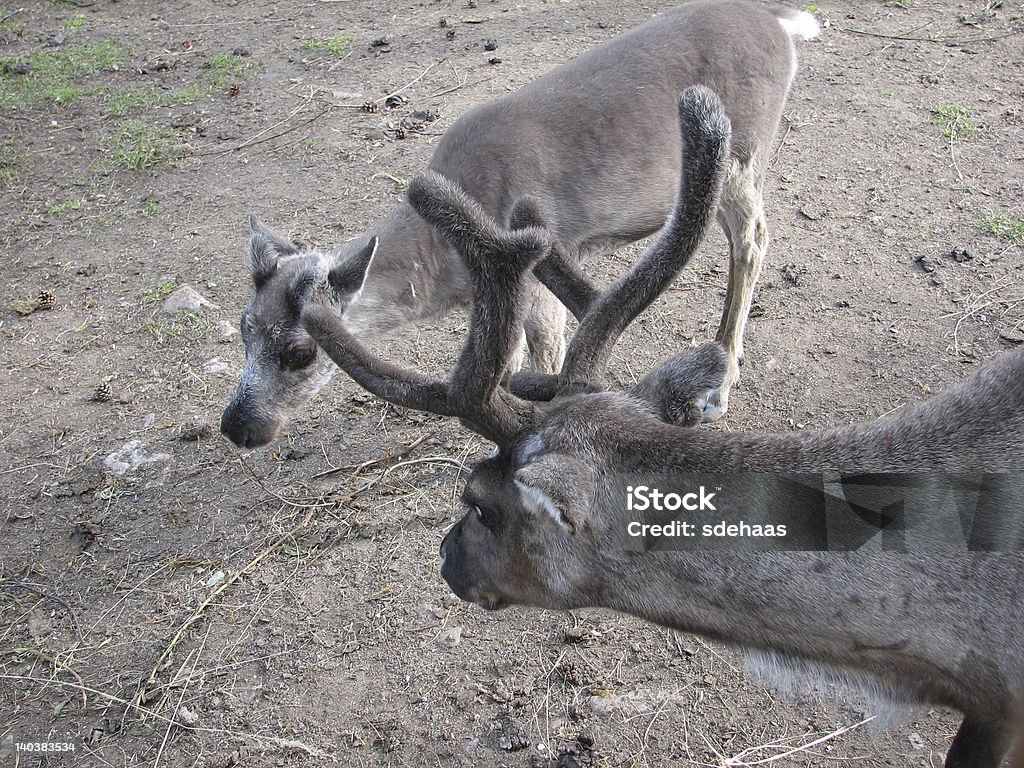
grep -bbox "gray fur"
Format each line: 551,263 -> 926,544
296,88 -> 731,450
221,0 -> 818,447
279,79 -> 1024,764
439,350 -> 1024,767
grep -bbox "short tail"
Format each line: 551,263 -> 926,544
775,8 -> 821,41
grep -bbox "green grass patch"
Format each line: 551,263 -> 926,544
162,53 -> 256,105
206,52 -> 254,87
981,212 -> 1024,245
104,120 -> 179,171
933,104 -> 979,141
0,40 -> 132,109
303,35 -> 356,56
105,85 -> 157,116
65,17 -> 89,29
0,19 -> 27,38
48,196 -> 86,216
163,82 -> 204,106
142,278 -> 178,305
143,310 -> 213,341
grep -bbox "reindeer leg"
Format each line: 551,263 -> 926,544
711,161 -> 768,419
524,281 -> 567,374
944,717 -> 1011,768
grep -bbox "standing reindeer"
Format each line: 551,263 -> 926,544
220,0 -> 819,448
295,87 -> 1024,768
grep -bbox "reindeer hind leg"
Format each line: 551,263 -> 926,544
708,160 -> 769,419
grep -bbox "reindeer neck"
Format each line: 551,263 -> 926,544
617,351 -> 1024,474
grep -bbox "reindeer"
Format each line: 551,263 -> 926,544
293,87 -> 1024,768
220,0 -> 819,448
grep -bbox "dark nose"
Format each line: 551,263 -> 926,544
220,406 -> 250,448
220,400 -> 277,448
440,518 -> 474,600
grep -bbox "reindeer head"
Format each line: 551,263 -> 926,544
298,87 -> 732,609
219,219 -> 380,448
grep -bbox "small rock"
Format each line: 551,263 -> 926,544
798,204 -> 824,221
908,732 -> 925,750
999,328 -> 1024,344
488,56 -> 502,65
913,254 -> 936,273
412,108 -> 439,122
103,440 -> 171,475
949,247 -> 973,263
161,285 -> 217,314
497,729 -> 528,752
385,93 -> 409,108
483,39 -> 498,51
285,447 -> 309,461
9,61 -> 31,75
177,705 -> 200,727
232,46 -> 250,57
203,357 -> 231,375
835,299 -> 851,308
216,319 -> 238,343
930,273 -> 944,286
563,627 -> 587,644
438,626 -> 463,647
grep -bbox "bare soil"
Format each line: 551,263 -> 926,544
2,1 -> 1023,766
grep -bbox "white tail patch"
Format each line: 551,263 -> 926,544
778,10 -> 821,41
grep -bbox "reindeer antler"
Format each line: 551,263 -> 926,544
300,173 -> 548,448
301,86 -> 730,446
509,85 -> 732,399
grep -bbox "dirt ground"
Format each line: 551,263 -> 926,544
2,0 -> 1023,765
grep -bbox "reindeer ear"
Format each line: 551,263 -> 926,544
515,454 -> 594,535
248,215 -> 299,288
328,237 -> 378,298
631,342 -> 728,426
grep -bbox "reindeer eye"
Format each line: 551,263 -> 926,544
282,343 -> 316,370
473,504 -> 499,529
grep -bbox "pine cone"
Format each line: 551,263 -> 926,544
92,382 -> 113,402
37,291 -> 56,310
